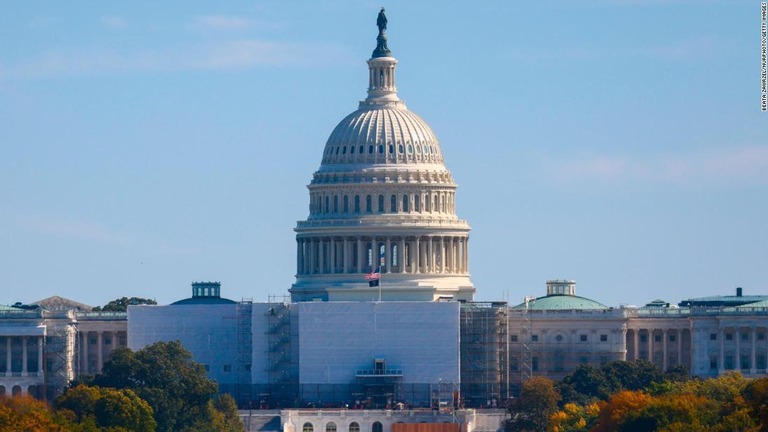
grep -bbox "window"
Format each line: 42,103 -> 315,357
742,333 -> 749,341
350,146 -> 355,154
532,357 -> 539,371
343,196 -> 349,213
580,335 -> 588,342
600,356 -> 609,365
402,195 -> 409,212
349,423 -> 360,432
710,333 -> 717,340
600,334 -> 608,342
333,196 -> 339,213
104,337 -> 112,345
640,334 -> 648,343
304,423 -> 314,432
414,194 -> 420,211
372,422 -> 383,432
326,423 -> 337,432
726,333 -> 733,341
325,196 -> 330,213
510,335 -> 518,342
368,145 -> 373,154
654,335 -> 661,342
223,365 -> 232,372
355,196 -> 361,213
669,334 -> 676,342
378,145 -> 384,154
366,195 -> 372,213
391,195 -> 397,212
555,335 -> 563,342
510,357 -> 519,371
759,333 -> 766,341
378,195 -> 384,213
388,145 -> 394,154
359,146 -> 364,154
531,335 -> 539,342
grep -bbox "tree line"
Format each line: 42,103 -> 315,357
506,360 -> 768,432
0,341 -> 244,432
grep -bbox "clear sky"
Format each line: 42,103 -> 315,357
1,1 -> 765,308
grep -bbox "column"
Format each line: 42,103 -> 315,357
357,238 -> 363,273
97,332 -> 103,373
22,337 -> 27,374
397,237 -> 406,273
719,328 -> 725,373
621,328 -> 628,361
464,237 -> 470,273
330,238 -> 336,274
83,332 -> 89,374
415,238 -> 421,274
751,326 -> 757,374
736,328 -> 741,370
633,329 -> 639,361
343,238 -> 349,273
662,329 -> 668,372
296,239 -> 301,275
385,239 -> 392,273
648,330 -> 654,362
37,337 -> 43,374
440,237 -> 445,273
677,330 -> 683,368
429,237 -> 436,273
6,338 -> 11,373
318,239 -> 325,274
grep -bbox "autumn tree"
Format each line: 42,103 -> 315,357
55,384 -> 156,431
505,377 -> 559,432
92,340 -> 243,432
0,395 -> 73,431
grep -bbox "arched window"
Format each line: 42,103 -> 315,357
342,146 -> 347,154
398,144 -> 404,154
368,145 -> 374,154
326,422 -> 337,432
378,145 -> 384,154
343,196 -> 349,213
388,144 -> 394,154
359,145 -> 364,154
354,195 -> 360,213
414,194 -> 420,212
425,194 -> 430,212
366,195 -> 372,213
333,196 -> 339,213
402,195 -> 409,212
378,195 -> 384,213
372,422 -> 383,432
390,195 -> 397,213
12,385 -> 21,396
303,423 -> 314,432
0,386 -> 5,397
349,423 -> 360,432
350,146 -> 355,154
325,196 -> 330,213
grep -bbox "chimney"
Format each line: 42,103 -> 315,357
736,287 -> 743,297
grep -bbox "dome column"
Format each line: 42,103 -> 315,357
343,238 -> 349,273
385,238 -> 392,273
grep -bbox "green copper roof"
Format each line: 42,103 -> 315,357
512,294 -> 609,311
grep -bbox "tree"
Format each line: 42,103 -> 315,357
92,340 -> 243,432
55,384 -> 156,431
505,377 -> 559,432
0,395 -> 73,431
92,297 -> 157,312
557,365 -> 611,405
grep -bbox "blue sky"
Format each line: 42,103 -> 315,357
1,1 -> 765,308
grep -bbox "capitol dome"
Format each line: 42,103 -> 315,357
290,9 -> 475,302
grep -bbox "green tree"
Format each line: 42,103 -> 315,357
92,297 -> 157,312
92,340 -> 243,432
505,377 -> 559,432
557,365 -> 611,405
55,384 -> 156,431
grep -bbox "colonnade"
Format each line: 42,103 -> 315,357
297,235 -> 468,276
79,330 -> 125,374
712,326 -> 767,374
628,328 -> 689,371
0,336 -> 44,375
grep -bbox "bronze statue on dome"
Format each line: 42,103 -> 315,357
377,8 -> 387,34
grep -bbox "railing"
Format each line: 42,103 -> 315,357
355,368 -> 403,377
76,311 -> 128,320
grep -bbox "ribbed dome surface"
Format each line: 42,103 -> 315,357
321,106 -> 444,166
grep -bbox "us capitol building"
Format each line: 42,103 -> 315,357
2,9 -> 767,432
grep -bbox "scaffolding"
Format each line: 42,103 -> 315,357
267,296 -> 293,406
43,311 -> 77,399
519,296 -> 535,389
236,299 -> 253,406
459,302 -> 509,408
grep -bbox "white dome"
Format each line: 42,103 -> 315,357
320,105 -> 444,166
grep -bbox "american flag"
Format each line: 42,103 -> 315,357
365,270 -> 381,281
